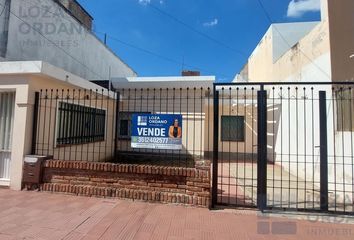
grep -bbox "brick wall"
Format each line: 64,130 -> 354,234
56,0 -> 93,30
40,160 -> 211,207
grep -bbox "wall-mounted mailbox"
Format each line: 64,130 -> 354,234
22,155 -> 52,190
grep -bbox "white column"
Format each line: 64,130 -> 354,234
9,84 -> 32,190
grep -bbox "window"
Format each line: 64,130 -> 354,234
118,112 -> 150,139
221,116 -> 245,142
336,89 -> 354,131
119,119 -> 129,137
56,102 -> 106,145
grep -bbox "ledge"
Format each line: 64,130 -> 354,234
44,160 -> 209,178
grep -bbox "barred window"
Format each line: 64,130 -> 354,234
56,102 -> 106,145
221,116 -> 245,141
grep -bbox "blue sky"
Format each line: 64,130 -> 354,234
79,0 -> 321,81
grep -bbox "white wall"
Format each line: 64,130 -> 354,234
268,53 -> 354,204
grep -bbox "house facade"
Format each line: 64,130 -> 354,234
0,0 -> 138,189
0,61 -> 112,189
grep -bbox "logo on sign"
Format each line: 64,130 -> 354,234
131,114 -> 183,150
137,116 -> 148,126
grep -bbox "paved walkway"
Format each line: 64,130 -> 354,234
0,189 -> 353,240
217,161 -> 353,211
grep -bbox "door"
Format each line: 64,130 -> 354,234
212,86 -> 260,208
0,92 -> 15,185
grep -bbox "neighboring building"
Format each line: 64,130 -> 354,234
0,0 -> 136,80
234,0 -> 354,83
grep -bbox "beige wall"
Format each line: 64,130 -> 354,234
327,0 -> 354,81
245,21 -> 331,83
273,21 -> 331,82
240,1 -> 332,84
204,91 -> 258,159
244,0 -> 354,83
29,76 -> 116,162
247,28 -> 274,82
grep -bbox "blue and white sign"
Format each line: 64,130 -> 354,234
131,114 -> 183,150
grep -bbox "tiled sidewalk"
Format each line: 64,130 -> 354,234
0,189 -> 353,240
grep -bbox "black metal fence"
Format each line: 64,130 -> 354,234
32,87 -> 213,168
115,88 -> 212,168
32,89 -> 118,162
32,82 -> 354,215
212,82 -> 354,215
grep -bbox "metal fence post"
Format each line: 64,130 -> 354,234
114,91 -> 120,160
319,91 -> 329,211
211,86 -> 219,208
257,89 -> 267,211
31,92 -> 40,155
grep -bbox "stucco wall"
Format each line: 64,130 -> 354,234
204,97 -> 258,159
243,20 -> 331,83
247,27 -> 274,82
29,76 -> 117,163
2,0 -> 136,80
272,22 -> 319,63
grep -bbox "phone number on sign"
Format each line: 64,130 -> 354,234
136,137 -> 169,144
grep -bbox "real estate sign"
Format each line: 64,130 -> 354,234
131,114 -> 182,150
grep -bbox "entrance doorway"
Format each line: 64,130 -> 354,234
0,92 -> 15,186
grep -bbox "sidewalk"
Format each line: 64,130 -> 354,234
0,189 -> 353,240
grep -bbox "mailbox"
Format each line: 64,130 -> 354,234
22,155 -> 52,190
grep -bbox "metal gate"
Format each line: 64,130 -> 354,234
0,91 -> 15,184
212,82 -> 354,215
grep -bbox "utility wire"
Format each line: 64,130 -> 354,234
0,1 -> 6,17
0,1 -> 105,80
255,0 -> 331,80
94,30 -> 233,79
147,3 -> 247,57
16,0 -> 233,79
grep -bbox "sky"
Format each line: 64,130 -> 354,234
79,0 -> 322,82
